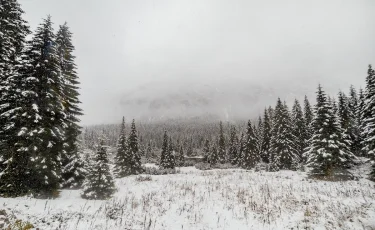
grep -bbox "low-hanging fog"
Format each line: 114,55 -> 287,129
19,0 -> 375,125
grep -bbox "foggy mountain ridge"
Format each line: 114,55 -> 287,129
118,79 -> 315,122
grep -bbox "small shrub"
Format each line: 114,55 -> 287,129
7,220 -> 34,230
105,200 -> 127,220
304,207 -> 312,217
135,175 -> 152,182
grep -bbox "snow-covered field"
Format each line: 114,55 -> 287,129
1,163 -> 375,230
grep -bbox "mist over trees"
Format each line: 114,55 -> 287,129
82,65 -> 375,181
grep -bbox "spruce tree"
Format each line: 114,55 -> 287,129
176,145 -> 185,167
304,96 -> 314,144
361,65 -> 375,180
218,121 -> 226,164
55,23 -> 84,188
0,0 -> 30,196
337,91 -> 354,160
348,86 -> 359,122
113,117 -> 131,178
22,16 -> 65,194
269,99 -> 299,171
337,92 -> 351,130
361,65 -> 375,158
238,133 -> 246,166
168,137 -> 175,168
146,141 -> 153,160
187,137 -> 193,156
208,141 -> 219,166
159,131 -> 174,169
81,137 -> 116,200
267,106 -> 274,123
203,139 -> 210,163
357,88 -> 365,156
292,99 -> 307,161
305,85 -> 354,177
255,117 -> 263,156
128,119 -> 142,174
61,148 -> 86,189
330,97 -> 338,115
241,121 -> 259,169
261,109 -> 272,163
348,86 -> 361,155
228,126 -> 239,165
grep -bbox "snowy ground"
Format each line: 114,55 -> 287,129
1,163 -> 375,230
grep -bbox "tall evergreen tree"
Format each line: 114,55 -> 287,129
261,109 -> 272,163
146,141 -> 153,160
228,126 -> 239,165
241,121 -> 259,169
255,117 -> 263,156
159,131 -> 174,169
292,99 -> 307,161
330,97 -> 338,115
361,65 -> 375,180
168,137 -> 175,168
113,117 -> 131,178
269,99 -> 299,171
176,145 -> 185,167
23,16 -> 65,194
305,85 -> 354,177
218,121 -> 226,164
208,141 -> 219,166
238,133 -> 246,166
267,106 -> 274,123
357,88 -> 365,156
55,23 -> 84,188
187,137 -> 193,156
81,137 -> 116,200
203,139 -> 210,163
361,65 -> 375,159
304,96 -> 314,144
128,119 -> 142,174
348,86 -> 361,155
348,86 -> 359,119
0,0 -> 30,196
337,91 -> 354,159
337,92 -> 351,130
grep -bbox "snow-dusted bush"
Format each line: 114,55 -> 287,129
135,175 -> 152,182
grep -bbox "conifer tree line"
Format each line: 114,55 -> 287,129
0,1 -> 85,196
197,66 -> 375,180
85,65 -> 375,182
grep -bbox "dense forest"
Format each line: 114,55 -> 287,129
0,0 -> 374,201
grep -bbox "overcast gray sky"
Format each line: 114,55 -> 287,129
19,0 -> 375,125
